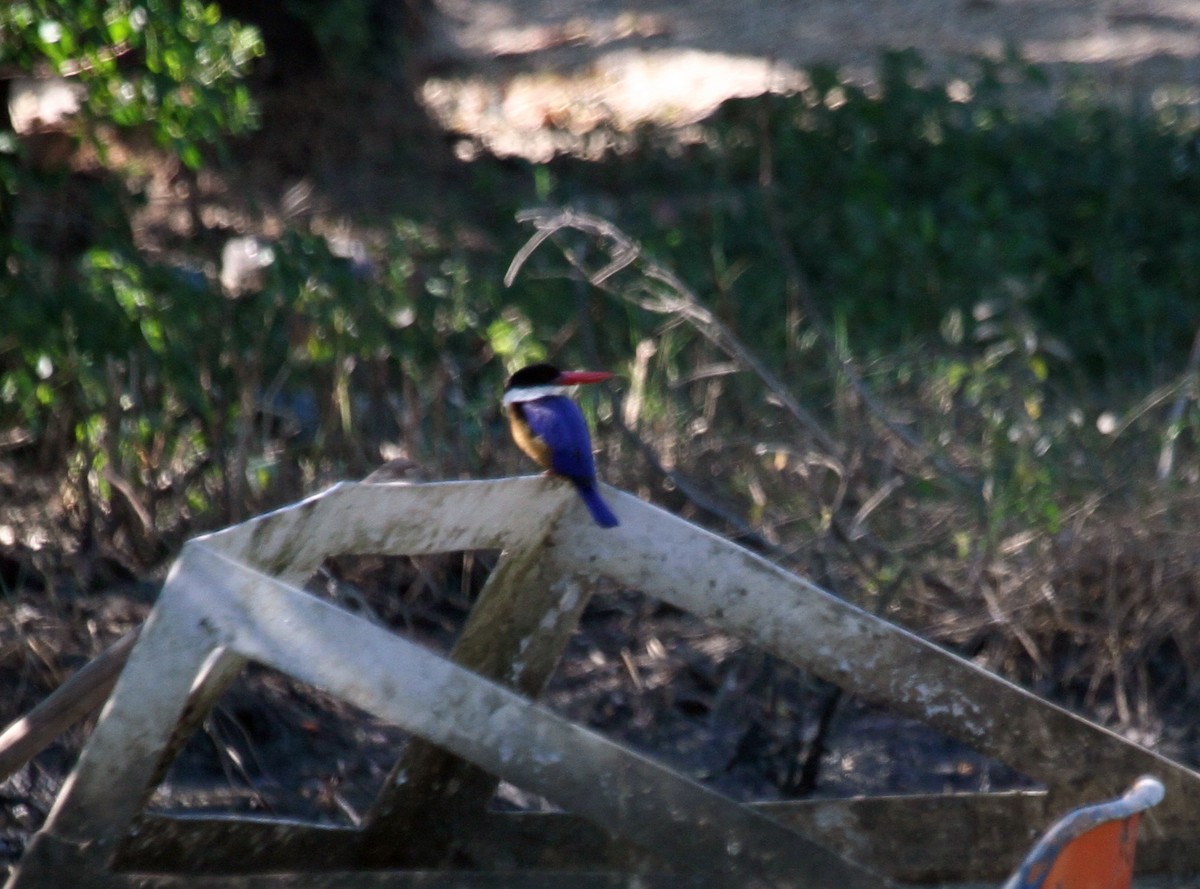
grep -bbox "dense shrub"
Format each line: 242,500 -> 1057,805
541,51 -> 1200,384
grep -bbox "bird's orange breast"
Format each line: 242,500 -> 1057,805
507,405 -> 554,470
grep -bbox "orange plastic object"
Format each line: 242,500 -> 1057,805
1022,815 -> 1140,889
1002,776 -> 1163,889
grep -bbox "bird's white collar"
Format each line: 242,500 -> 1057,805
503,384 -> 570,405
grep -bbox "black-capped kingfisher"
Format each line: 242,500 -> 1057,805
503,363 -> 619,528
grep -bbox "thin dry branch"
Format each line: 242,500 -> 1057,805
1156,323 -> 1200,481
508,207 -> 842,457
508,206 -> 928,601
757,181 -> 979,493
605,394 -> 781,556
0,627 -> 140,782
510,207 -> 980,499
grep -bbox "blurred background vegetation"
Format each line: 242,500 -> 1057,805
5,0 -> 1200,771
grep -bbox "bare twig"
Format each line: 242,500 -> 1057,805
0,627 -> 140,783
756,175 -> 979,493
622,338 -> 658,428
607,394 -> 782,555
1156,324 -> 1200,480
508,207 -> 842,456
508,207 -> 918,574
103,467 -> 155,540
503,222 -> 560,288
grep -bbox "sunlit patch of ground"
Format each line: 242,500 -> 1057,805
414,0 -> 1200,160
421,48 -> 803,161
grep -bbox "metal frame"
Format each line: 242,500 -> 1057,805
7,477 -> 1199,887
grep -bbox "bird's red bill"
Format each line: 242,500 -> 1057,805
558,370 -> 614,385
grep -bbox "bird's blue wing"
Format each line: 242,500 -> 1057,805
520,396 -> 598,481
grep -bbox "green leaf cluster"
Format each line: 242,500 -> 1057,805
1,0 -> 263,166
542,50 -> 1200,385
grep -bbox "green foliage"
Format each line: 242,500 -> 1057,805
2,21 -> 1198,752
0,0 -> 263,486
542,50 -> 1200,385
1,0 -> 263,167
931,281 -> 1074,539
7,31 -> 1200,571
0,0 -> 265,549
508,50 -> 1200,550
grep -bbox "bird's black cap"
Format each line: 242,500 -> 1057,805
505,363 -> 561,391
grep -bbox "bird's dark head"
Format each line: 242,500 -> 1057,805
505,363 -> 562,391
503,363 -> 614,404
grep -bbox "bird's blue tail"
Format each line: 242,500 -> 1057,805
574,481 -> 619,528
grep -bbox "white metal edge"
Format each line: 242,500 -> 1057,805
184,543 -> 891,889
197,477 -> 576,584
8,551 -> 240,887
554,485 -> 1200,808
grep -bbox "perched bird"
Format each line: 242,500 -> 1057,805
503,363 -> 619,528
